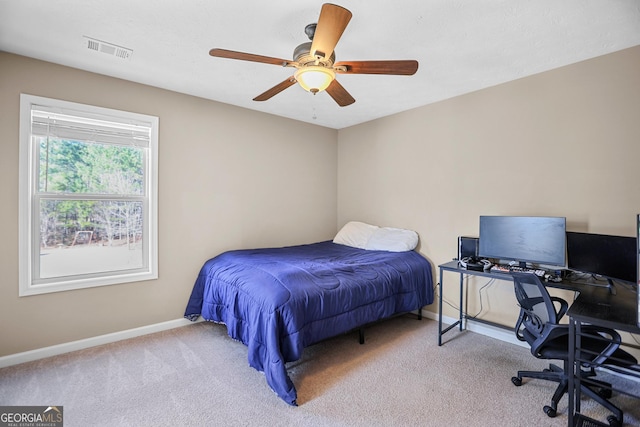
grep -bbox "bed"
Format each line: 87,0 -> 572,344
184,222 -> 434,405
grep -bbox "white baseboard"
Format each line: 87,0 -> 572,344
420,309 -> 527,348
0,318 -> 202,369
1,311 -> 522,369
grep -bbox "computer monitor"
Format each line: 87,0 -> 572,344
566,231 -> 637,285
478,216 -> 566,267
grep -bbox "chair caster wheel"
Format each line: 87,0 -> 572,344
543,405 -> 557,418
606,415 -> 621,427
511,376 -> 522,386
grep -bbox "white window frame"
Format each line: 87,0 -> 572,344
19,94 -> 158,296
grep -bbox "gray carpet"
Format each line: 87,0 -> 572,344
1,316 -> 638,426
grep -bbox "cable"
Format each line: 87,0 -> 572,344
436,275 -> 496,318
467,278 -> 496,320
434,281 -> 461,312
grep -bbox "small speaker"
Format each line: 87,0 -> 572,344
458,236 -> 479,261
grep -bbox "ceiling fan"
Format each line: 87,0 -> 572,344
209,3 -> 419,107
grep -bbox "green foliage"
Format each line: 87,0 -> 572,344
38,137 -> 145,247
39,138 -> 143,194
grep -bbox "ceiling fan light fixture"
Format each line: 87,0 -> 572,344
208,4 -> 415,106
294,66 -> 335,94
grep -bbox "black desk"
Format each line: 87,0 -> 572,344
438,260 -> 585,346
438,260 -> 640,426
568,284 -> 640,427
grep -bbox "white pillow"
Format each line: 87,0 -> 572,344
333,221 -> 377,249
366,227 -> 419,252
333,221 -> 419,252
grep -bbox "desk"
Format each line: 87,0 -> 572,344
439,260 -> 640,425
568,284 -> 640,427
438,260 -> 584,346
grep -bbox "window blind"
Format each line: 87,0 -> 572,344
31,104 -> 151,148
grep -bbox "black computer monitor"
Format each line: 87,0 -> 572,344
566,231 -> 637,285
478,216 -> 566,267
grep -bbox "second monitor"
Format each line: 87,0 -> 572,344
566,231 -> 636,285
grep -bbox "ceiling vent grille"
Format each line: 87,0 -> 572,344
84,36 -> 132,60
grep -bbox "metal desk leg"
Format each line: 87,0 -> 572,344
568,317 -> 576,427
459,272 -> 464,331
438,267 -> 465,346
438,267 -> 444,346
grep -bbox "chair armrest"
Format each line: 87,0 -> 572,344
530,322 -> 569,356
580,325 -> 623,366
514,309 -> 527,341
550,296 -> 569,320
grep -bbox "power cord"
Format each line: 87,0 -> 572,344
466,278 -> 496,320
435,275 -> 496,319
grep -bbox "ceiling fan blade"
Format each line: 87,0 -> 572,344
253,78 -> 297,102
310,4 -> 352,61
210,48 -> 291,66
325,79 -> 355,107
334,60 -> 419,75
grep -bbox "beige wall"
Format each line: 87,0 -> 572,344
2,46 -> 639,358
337,46 -> 640,326
0,52 -> 338,356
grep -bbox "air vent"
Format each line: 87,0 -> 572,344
84,36 -> 132,60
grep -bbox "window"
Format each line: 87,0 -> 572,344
19,94 -> 158,296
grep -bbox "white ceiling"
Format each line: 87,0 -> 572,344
1,1 -> 639,129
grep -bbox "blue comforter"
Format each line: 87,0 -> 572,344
184,241 -> 433,405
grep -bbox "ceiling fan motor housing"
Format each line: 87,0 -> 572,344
293,42 -> 335,67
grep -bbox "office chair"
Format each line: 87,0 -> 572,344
510,272 -> 637,425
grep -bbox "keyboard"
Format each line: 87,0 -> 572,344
489,265 -> 509,273
489,265 -> 546,278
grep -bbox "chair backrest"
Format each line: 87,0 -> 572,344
512,272 -> 564,344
